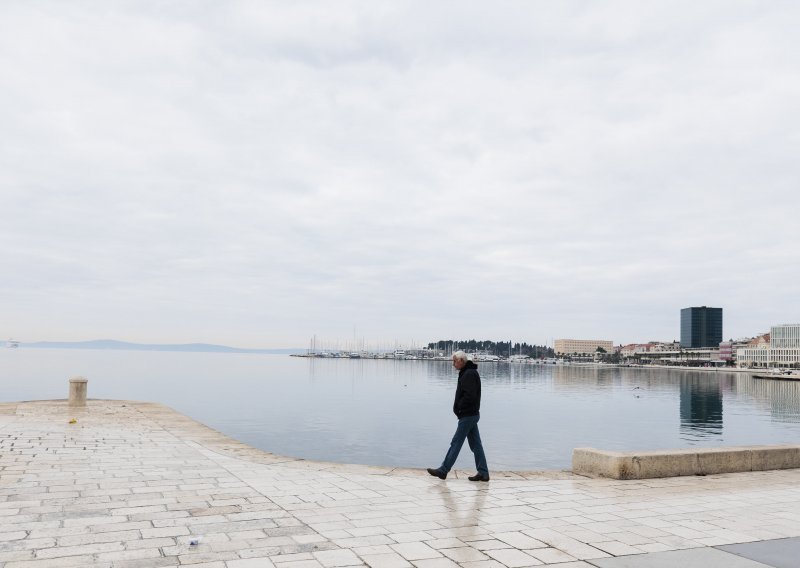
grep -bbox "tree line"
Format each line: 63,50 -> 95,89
427,339 -> 555,358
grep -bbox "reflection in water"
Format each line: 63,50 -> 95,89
679,377 -> 723,441
730,378 -> 800,421
436,483 -> 487,526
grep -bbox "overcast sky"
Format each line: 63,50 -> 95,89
2,1 -> 798,349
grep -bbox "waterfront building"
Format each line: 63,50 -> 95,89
732,336 -> 760,358
620,343 -> 651,357
619,341 -> 681,358
736,333 -> 770,367
772,324 -> 800,348
651,341 -> 681,352
719,339 -> 758,364
719,341 -> 733,362
634,347 -> 721,365
680,306 -> 723,348
737,325 -> 800,368
555,338 -> 614,356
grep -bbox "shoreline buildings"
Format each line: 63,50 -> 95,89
737,324 -> 800,368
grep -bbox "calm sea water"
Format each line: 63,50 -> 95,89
2,349 -> 800,470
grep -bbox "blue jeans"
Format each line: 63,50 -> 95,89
440,414 -> 489,476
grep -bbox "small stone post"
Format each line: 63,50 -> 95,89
69,377 -> 88,406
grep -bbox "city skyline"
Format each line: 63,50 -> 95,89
2,2 -> 799,348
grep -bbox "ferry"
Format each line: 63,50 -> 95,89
6,339 -> 19,349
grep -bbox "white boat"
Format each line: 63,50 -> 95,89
752,370 -> 800,380
475,354 -> 500,362
6,339 -> 19,349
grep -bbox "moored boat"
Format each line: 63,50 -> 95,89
752,371 -> 800,380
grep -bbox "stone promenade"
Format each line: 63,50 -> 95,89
2,400 -> 800,568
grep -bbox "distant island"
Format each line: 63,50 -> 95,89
21,339 -> 302,354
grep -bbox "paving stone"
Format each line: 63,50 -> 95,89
469,539 -> 513,551
95,548 -> 163,561
458,561 -> 507,568
422,539 -> 463,551
227,559 -> 277,568
35,541 -> 124,559
484,548 -> 543,567
439,547 -> 488,562
141,527 -> 191,539
491,532 -> 547,550
351,546 -> 395,557
238,546 -> 283,558
57,529 -> 141,546
357,552 -> 411,568
408,558 -> 460,568
4,554 -> 98,567
590,541 -> 645,557
524,546 -> 577,564
389,542 -> 442,561
312,549 -> 363,567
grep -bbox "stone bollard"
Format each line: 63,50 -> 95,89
69,377 -> 88,406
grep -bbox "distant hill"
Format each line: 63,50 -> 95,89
22,339 -> 301,354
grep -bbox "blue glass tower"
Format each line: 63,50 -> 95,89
680,307 -> 723,348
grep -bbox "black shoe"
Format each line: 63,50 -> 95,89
427,468 -> 446,480
468,473 -> 490,482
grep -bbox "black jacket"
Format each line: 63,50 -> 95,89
453,361 -> 481,418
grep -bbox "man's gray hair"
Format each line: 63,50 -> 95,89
452,350 -> 468,363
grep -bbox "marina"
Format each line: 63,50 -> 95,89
293,350 -> 543,362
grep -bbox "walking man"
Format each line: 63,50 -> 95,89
427,351 -> 490,481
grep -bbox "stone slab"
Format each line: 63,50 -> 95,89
573,445 -> 800,479
587,547 -> 773,567
717,537 -> 800,568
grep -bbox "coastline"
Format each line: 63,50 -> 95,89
2,397 -> 794,479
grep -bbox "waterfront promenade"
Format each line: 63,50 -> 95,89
2,400 -> 800,567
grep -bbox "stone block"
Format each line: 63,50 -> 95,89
751,445 -> 800,471
630,449 -> 699,479
572,444 -> 800,480
696,448 -> 752,475
68,377 -> 88,407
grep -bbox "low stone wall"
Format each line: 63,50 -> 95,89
572,445 -> 800,479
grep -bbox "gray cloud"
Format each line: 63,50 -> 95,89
1,1 -> 798,347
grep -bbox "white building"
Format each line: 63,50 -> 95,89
554,339 -> 614,356
737,324 -> 800,368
